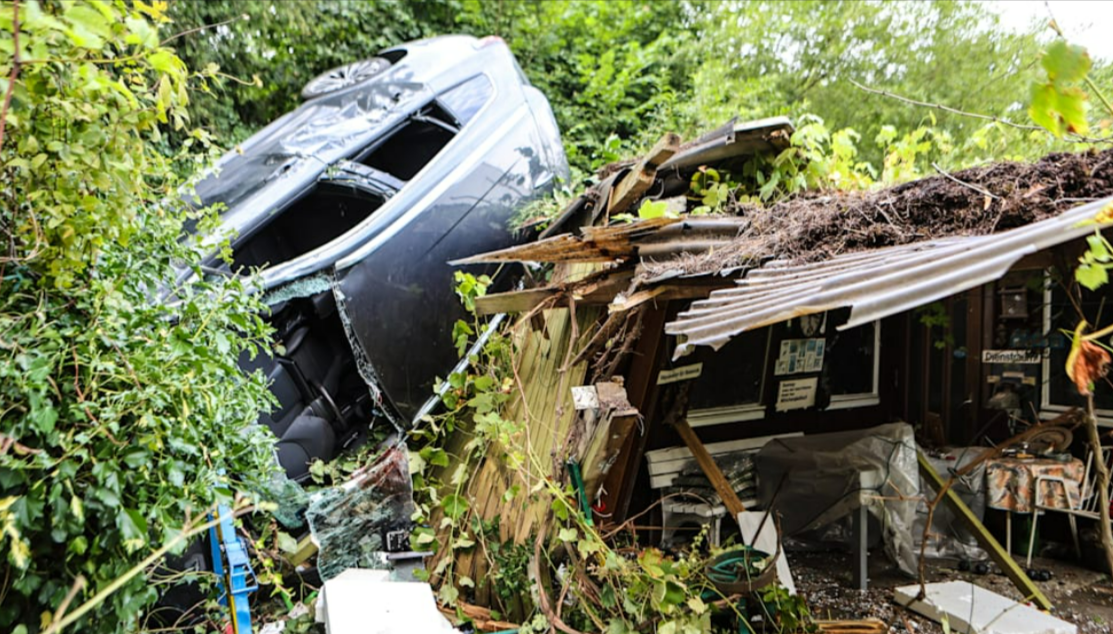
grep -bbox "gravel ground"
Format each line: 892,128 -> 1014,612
788,549 -> 1113,633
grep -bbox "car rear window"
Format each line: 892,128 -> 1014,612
439,75 -> 493,126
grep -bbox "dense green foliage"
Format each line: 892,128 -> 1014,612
0,2 -> 276,632
167,0 -> 449,142
1,1 -> 1111,632
168,0 -> 1109,181
690,2 -> 1044,163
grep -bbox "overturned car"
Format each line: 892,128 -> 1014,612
192,35 -> 568,481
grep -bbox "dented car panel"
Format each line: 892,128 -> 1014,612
193,35 -> 568,480
336,111 -> 561,419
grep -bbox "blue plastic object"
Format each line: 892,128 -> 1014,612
209,505 -> 258,634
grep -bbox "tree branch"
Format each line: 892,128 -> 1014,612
848,78 -> 1044,132
160,13 -> 248,47
931,162 -> 1000,200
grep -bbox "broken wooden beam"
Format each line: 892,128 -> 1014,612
672,418 -> 747,519
473,269 -> 634,315
917,451 -> 1052,611
475,273 -> 739,316
607,132 -> 681,215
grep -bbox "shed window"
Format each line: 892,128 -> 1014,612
685,310 -> 881,428
687,327 -> 771,421
1042,275 -> 1113,420
826,320 -> 881,404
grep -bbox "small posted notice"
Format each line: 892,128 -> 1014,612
774,338 -> 825,375
776,377 -> 818,412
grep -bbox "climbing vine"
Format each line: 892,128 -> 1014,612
404,274 -> 809,634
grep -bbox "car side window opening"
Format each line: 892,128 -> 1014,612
229,101 -> 466,271
358,102 -> 459,181
231,185 -> 388,271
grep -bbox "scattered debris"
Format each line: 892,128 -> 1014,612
306,445 -> 415,581
316,569 -> 457,634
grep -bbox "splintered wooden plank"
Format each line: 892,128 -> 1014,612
607,132 -> 681,215
474,287 -> 558,316
917,452 -> 1052,611
441,262 -> 601,617
474,269 -> 635,316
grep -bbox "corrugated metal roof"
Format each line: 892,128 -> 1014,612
667,197 -> 1113,358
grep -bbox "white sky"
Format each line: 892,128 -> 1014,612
993,0 -> 1113,61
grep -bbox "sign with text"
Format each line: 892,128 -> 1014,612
981,349 -> 1041,364
775,377 -> 818,412
657,363 -> 703,385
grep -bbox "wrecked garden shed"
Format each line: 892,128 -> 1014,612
433,127 -> 1113,629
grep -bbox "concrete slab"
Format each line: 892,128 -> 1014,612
317,568 -> 457,633
894,581 -> 1076,634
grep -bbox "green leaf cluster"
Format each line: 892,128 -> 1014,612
1029,40 -> 1092,138
0,2 -> 277,631
1077,227 -> 1113,291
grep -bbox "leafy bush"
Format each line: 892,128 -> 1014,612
0,2 -> 276,632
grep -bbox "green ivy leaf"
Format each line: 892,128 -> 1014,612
438,583 -> 459,606
1087,232 -> 1111,262
419,446 -> 450,468
124,16 -> 158,49
637,199 -> 669,219
62,4 -> 110,50
441,494 -> 469,520
148,50 -> 180,75
276,531 -> 298,554
1076,262 -> 1108,290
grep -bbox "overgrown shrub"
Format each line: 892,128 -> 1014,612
0,2 -> 276,632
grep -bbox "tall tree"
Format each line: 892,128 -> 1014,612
687,1 -> 1062,165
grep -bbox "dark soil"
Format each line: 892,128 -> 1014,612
790,549 -> 1113,634
644,149 -> 1113,278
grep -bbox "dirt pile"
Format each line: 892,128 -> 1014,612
644,149 -> 1113,278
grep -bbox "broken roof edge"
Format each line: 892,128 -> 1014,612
449,216 -> 683,265
668,196 -> 1113,359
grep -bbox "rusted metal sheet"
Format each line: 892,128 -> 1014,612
667,196 -> 1113,358
659,116 -> 794,173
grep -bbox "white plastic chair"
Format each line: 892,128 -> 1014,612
1026,448 -> 1113,566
